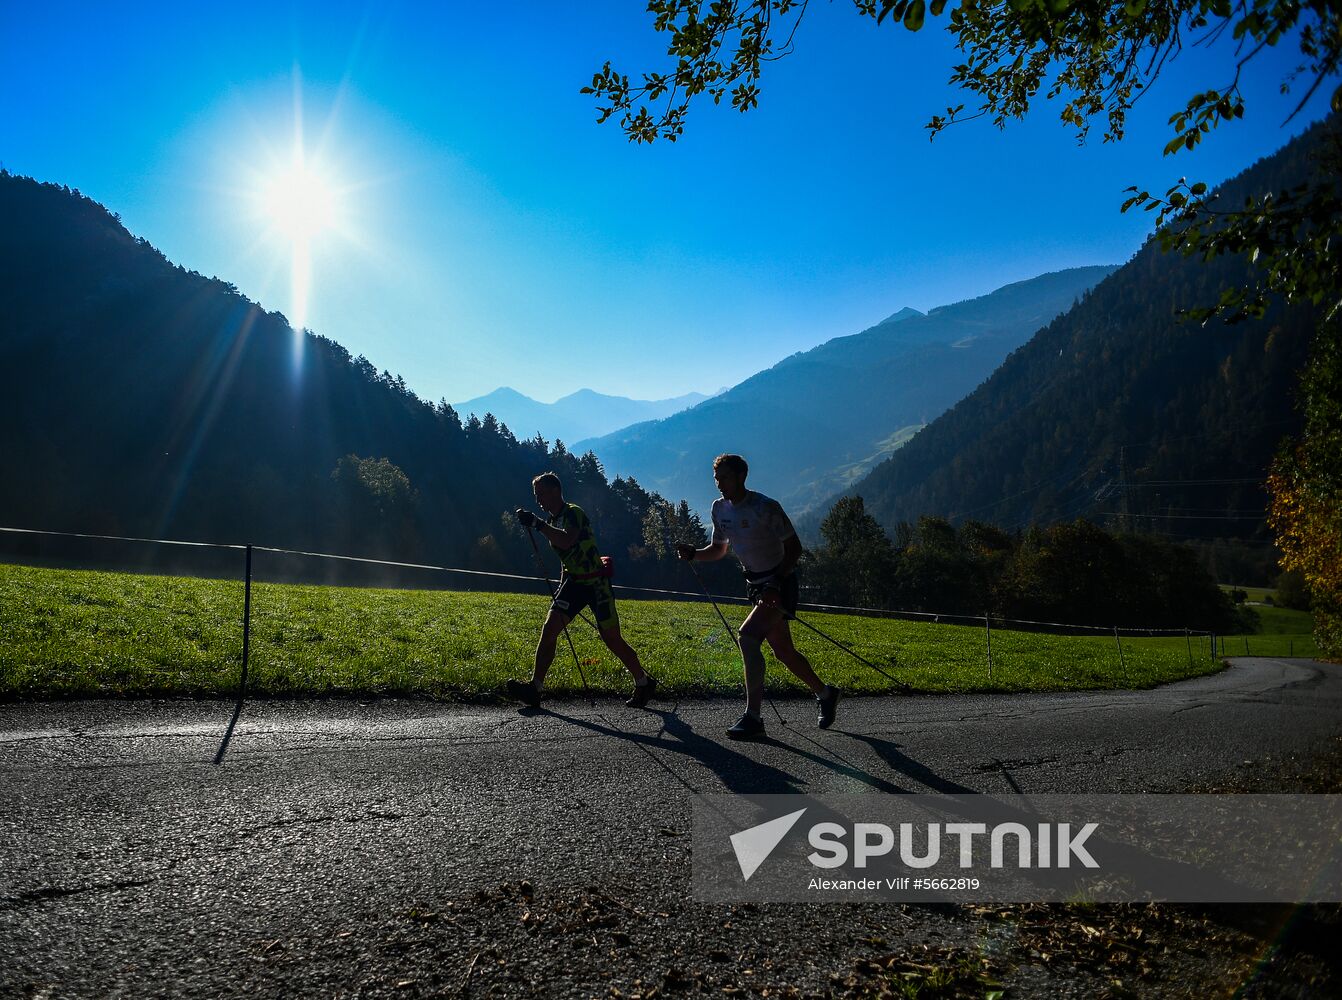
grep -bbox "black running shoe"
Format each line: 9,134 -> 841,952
817,686 -> 841,729
625,676 -> 658,709
506,678 -> 541,708
726,712 -> 766,741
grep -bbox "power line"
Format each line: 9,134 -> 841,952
1126,478 -> 1264,486
949,465 -> 1092,522
1160,508 -> 1266,515
1095,512 -> 1266,521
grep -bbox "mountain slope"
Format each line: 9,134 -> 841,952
453,385 -> 712,445
576,266 -> 1117,516
827,116 -> 1333,577
0,173 -> 699,585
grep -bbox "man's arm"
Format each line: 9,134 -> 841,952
677,541 -> 729,562
535,518 -> 580,550
517,508 -> 581,549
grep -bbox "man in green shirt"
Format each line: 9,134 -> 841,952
508,471 -> 657,709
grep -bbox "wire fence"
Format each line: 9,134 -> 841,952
1,525 -> 1223,634
2,525 -> 1242,762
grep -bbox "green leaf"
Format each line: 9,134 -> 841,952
903,0 -> 925,30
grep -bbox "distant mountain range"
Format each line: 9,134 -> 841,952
817,115 -> 1333,582
452,386 -> 716,446
575,266 -> 1117,516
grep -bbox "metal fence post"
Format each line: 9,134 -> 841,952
1185,627 -> 1192,666
242,543 -> 253,688
214,543 -> 253,765
1113,626 -> 1127,682
984,614 -> 994,681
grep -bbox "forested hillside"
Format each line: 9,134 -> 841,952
0,173 -> 717,587
823,118 -> 1333,584
576,266 -> 1116,516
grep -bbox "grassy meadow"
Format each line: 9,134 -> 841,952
1215,586 -> 1320,657
1215,606 -> 1320,657
1,562 -> 1232,701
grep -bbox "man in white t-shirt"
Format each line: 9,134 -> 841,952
677,453 -> 840,740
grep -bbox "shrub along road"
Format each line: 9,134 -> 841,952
2,657 -> 1340,998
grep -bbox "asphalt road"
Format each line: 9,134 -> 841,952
3,657 -> 1340,998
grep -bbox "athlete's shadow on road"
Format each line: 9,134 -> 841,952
540,704 -> 960,798
741,725 -> 980,796
838,732 -> 979,796
760,724 -> 906,794
540,704 -> 805,794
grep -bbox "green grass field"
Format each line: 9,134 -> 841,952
1215,587 -> 1320,657
0,562 -> 1232,701
1244,604 -> 1315,635
1214,630 -> 1320,658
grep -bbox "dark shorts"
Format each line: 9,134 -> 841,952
552,576 -> 619,630
744,568 -> 799,617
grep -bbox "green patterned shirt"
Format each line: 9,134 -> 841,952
546,502 -> 604,579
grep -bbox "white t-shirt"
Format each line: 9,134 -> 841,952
710,490 -> 796,574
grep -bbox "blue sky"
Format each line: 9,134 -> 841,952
1,2 -> 1329,403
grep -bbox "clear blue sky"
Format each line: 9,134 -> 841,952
1,2 -> 1329,403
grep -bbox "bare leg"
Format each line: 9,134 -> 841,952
738,605 -> 783,717
531,609 -> 571,690
599,625 -> 648,683
765,619 -> 824,694
738,633 -> 767,717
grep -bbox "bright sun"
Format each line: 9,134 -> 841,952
260,160 -> 339,241
252,146 -> 347,334
238,76 -> 364,340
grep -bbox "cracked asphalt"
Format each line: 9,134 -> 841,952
2,656 -> 1340,998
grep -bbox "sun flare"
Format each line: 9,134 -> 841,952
232,75 -> 370,341
252,144 -> 349,334
259,159 -> 340,241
